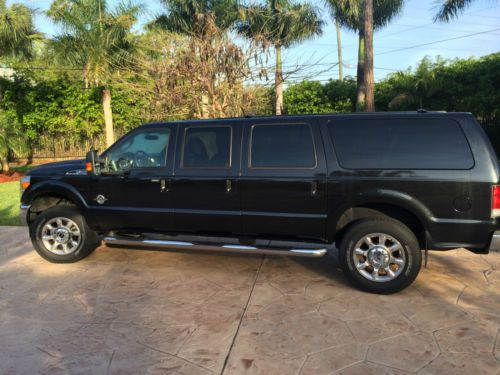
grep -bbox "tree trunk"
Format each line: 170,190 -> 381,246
355,30 -> 366,112
102,88 -> 114,148
336,17 -> 343,81
201,94 -> 210,119
0,157 -> 9,174
363,0 -> 375,112
275,45 -> 284,115
83,65 -> 89,89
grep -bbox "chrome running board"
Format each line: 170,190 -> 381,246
103,236 -> 328,258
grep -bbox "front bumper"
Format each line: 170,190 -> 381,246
20,204 -> 30,226
488,231 -> 500,252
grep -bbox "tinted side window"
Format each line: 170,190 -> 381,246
182,126 -> 231,168
107,128 -> 170,171
250,123 -> 316,168
329,118 -> 474,170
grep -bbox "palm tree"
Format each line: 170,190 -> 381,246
152,0 -> 239,36
152,0 -> 239,118
0,111 -> 27,173
47,0 -> 142,147
238,0 -> 324,115
363,0 -> 374,111
335,16 -> 343,81
326,0 -> 403,111
434,0 -> 495,22
0,0 -> 37,59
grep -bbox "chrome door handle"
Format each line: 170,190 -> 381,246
160,179 -> 170,192
149,178 -> 169,192
311,181 -> 318,196
226,179 -> 232,193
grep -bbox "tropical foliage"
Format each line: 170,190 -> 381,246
0,0 -> 37,59
325,0 -> 404,111
434,0 -> 493,21
46,0 -> 142,147
0,0 -> 499,165
237,0 -> 324,115
0,109 -> 27,172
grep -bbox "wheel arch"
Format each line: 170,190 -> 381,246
24,181 -> 88,225
333,202 -> 428,249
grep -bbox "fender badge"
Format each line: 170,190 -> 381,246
94,194 -> 108,205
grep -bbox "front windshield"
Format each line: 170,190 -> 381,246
105,128 -> 170,172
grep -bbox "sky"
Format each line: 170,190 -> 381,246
7,0 -> 500,82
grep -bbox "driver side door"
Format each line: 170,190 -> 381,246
87,125 -> 176,233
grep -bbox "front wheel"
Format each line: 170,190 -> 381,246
29,205 -> 100,263
339,219 -> 422,294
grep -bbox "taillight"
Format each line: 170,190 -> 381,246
492,185 -> 500,217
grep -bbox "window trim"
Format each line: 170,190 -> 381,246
328,117 -> 475,171
248,122 -> 318,170
180,125 -> 233,170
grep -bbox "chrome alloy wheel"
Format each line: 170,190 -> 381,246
41,217 -> 82,255
352,233 -> 406,282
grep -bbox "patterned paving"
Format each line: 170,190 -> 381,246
1,226 -> 499,374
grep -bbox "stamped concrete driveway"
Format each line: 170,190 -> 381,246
1,226 -> 500,375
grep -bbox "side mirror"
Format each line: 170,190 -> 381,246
85,150 -> 101,175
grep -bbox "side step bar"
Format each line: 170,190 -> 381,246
103,236 -> 328,258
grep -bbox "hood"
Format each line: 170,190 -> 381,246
28,159 -> 86,176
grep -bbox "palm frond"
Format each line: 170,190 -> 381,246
324,0 -> 404,31
237,0 -> 323,48
433,0 -> 476,22
46,0 -> 141,85
0,0 -> 37,59
152,0 -> 238,36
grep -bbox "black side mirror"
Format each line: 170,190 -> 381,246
85,150 -> 101,175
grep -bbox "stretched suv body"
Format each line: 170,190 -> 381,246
20,112 -> 500,293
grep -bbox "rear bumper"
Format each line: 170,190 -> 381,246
488,231 -> 500,252
20,204 -> 30,226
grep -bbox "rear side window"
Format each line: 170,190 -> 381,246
182,126 -> 231,168
329,118 -> 474,170
250,123 -> 316,168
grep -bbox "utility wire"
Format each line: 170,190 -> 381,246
375,27 -> 500,56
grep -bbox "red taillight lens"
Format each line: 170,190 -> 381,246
492,185 -> 500,216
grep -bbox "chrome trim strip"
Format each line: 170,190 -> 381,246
20,204 -> 30,226
104,236 -> 327,257
488,231 -> 500,252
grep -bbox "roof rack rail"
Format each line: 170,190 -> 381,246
417,108 -> 447,113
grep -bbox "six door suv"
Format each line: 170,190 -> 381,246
20,112 -> 500,293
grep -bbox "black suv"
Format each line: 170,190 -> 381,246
20,112 -> 500,293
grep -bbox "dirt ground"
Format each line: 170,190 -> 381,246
0,171 -> 24,183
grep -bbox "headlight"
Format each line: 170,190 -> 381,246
20,176 -> 31,193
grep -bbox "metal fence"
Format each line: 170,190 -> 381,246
19,134 -> 108,160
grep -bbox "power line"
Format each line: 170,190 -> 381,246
0,65 -> 81,71
375,27 -> 500,57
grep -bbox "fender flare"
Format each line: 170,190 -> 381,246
23,180 -> 89,210
330,189 -> 434,235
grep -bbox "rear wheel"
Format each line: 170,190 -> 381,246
29,205 -> 100,263
339,219 -> 421,294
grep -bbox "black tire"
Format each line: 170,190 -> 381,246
339,218 -> 422,294
29,205 -> 100,263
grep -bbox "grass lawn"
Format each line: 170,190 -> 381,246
0,181 -> 21,226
